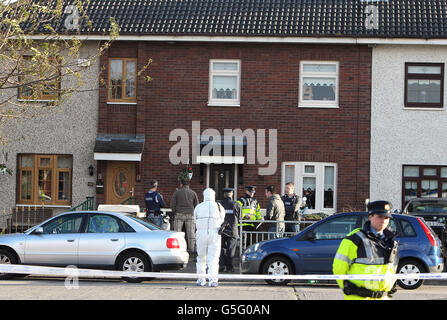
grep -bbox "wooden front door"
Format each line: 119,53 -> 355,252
209,164 -> 235,201
105,161 -> 136,204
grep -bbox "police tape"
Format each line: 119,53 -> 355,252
0,263 -> 446,281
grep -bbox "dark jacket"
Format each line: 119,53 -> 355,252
170,185 -> 199,216
145,190 -> 165,215
219,197 -> 239,239
265,194 -> 286,230
281,193 -> 300,220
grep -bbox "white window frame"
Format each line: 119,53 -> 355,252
281,161 -> 338,214
208,59 -> 241,107
299,61 -> 339,109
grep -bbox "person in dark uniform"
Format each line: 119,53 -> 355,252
300,188 -> 313,214
144,180 -> 165,227
281,182 -> 301,234
218,188 -> 239,273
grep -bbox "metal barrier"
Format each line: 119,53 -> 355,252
237,218 -> 319,274
237,219 -> 317,253
0,206 -> 53,234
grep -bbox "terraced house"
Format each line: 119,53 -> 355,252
3,0 -> 447,225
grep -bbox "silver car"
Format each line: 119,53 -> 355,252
0,211 -> 189,283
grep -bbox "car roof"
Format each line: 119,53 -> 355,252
57,210 -> 131,217
329,211 -> 414,220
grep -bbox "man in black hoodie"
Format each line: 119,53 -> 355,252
218,188 -> 239,273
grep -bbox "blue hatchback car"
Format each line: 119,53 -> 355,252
241,212 -> 444,290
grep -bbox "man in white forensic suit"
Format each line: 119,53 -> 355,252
194,188 -> 226,287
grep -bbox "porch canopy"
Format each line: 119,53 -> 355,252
94,134 -> 145,161
196,135 -> 246,164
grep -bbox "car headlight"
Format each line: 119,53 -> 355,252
244,243 -> 260,254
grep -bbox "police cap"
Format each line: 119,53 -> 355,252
223,188 -> 234,193
245,185 -> 256,192
367,200 -> 392,217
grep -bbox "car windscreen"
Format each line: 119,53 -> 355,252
127,216 -> 161,230
407,200 -> 447,214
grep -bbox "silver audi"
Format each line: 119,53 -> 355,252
0,211 -> 189,283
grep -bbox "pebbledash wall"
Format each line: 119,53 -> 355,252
0,42 -> 100,214
370,45 -> 447,210
98,41 -> 372,211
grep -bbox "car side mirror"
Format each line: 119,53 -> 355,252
33,227 -> 43,235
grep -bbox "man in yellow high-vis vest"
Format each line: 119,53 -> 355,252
236,185 -> 262,250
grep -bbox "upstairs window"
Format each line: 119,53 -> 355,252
108,58 -> 137,103
18,56 -> 61,101
405,63 -> 444,108
299,61 -> 339,108
208,60 -> 241,107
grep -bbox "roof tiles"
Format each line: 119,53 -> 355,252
30,0 -> 447,38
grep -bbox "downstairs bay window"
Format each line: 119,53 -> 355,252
18,154 -> 72,206
282,162 -> 337,214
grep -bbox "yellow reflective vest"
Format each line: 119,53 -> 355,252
332,222 -> 399,300
236,195 -> 262,227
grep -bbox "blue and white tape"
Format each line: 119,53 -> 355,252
0,264 -> 445,281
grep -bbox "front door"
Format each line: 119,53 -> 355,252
105,161 -> 136,204
209,164 -> 235,201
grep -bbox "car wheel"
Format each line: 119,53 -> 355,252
397,260 -> 425,290
0,249 -> 18,280
117,251 -> 152,283
262,255 -> 292,286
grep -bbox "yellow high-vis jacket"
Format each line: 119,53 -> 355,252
332,222 -> 399,300
236,195 -> 262,227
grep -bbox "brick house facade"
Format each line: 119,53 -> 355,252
95,40 -> 372,212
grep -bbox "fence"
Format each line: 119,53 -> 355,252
237,218 -> 318,251
0,206 -> 53,234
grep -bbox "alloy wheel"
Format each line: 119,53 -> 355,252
399,263 -> 421,287
123,257 -> 145,273
0,254 -> 11,276
267,261 -> 289,283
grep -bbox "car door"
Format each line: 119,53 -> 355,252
24,213 -> 84,265
77,214 -> 126,267
296,214 -> 359,274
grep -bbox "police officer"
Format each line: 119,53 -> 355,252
236,185 -> 262,250
218,188 -> 239,273
144,180 -> 165,228
281,182 -> 301,234
333,200 -> 399,300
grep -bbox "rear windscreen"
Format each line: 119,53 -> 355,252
407,201 -> 447,214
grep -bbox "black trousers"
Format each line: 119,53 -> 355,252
219,235 -> 237,270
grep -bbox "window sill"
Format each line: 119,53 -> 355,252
208,102 -> 240,108
403,107 -> 444,111
16,204 -> 71,208
107,101 -> 137,105
298,105 -> 339,109
17,99 -> 57,103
